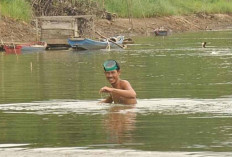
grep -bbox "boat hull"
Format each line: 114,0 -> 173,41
21,46 -> 46,52
154,30 -> 168,36
3,45 -> 22,54
3,41 -> 47,54
21,41 -> 47,52
68,36 -> 124,50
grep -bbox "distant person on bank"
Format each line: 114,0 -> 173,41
99,60 -> 137,105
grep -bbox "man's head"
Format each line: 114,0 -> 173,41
103,60 -> 120,72
103,60 -> 121,85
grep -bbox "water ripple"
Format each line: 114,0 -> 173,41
0,98 -> 231,116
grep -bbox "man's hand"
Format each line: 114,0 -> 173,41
99,86 -> 113,94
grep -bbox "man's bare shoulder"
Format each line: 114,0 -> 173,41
120,79 -> 130,84
120,80 -> 133,89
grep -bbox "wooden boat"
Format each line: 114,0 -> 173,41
154,30 -> 168,36
20,41 -> 47,52
122,38 -> 134,44
68,36 -> 124,50
3,41 -> 47,55
3,45 -> 22,54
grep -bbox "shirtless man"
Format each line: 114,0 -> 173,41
99,60 -> 137,105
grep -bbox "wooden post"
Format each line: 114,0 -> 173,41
74,18 -> 78,37
1,50 -> 5,99
126,0 -> 133,30
102,0 -> 104,8
35,18 -> 39,41
0,10 -> 1,43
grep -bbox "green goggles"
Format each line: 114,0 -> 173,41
103,60 -> 119,71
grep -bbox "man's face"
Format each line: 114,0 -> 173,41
104,70 -> 120,84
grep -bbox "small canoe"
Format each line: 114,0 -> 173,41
122,38 -> 134,44
154,30 -> 168,36
68,36 -> 124,50
3,45 -> 22,54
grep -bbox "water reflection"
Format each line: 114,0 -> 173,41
0,99 -> 232,152
104,105 -> 136,144
0,31 -> 232,153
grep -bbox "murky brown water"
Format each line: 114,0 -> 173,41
0,31 -> 232,156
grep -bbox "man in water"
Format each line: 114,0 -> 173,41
99,60 -> 137,105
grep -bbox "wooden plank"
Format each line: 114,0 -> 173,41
41,34 -> 72,39
41,29 -> 73,37
41,38 -> 69,45
41,36 -> 73,40
37,15 -> 95,21
41,21 -> 74,29
36,15 -> 95,45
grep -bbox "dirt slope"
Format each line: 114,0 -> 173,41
1,14 -> 232,42
0,16 -> 37,43
95,14 -> 232,37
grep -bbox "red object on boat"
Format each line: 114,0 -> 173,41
3,45 -> 22,54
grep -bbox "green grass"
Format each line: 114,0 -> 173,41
0,0 -> 32,22
98,0 -> 232,17
1,0 -> 232,21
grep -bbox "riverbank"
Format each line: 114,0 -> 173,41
96,14 -> 232,37
1,13 -> 232,42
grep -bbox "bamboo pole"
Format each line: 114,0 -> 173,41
11,38 -> 19,61
0,10 -> 2,47
12,40 -> 18,56
138,0 -> 149,36
102,0 -> 104,8
95,31 -> 125,49
126,0 -> 133,30
35,18 -> 39,41
1,48 -> 5,99
1,40 -> 4,56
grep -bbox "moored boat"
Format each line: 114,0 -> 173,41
68,36 -> 124,50
3,45 -> 22,54
122,38 -> 134,44
3,41 -> 47,55
154,30 -> 168,36
20,41 -> 47,52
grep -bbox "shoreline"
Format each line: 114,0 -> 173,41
0,14 -> 232,42
95,14 -> 232,37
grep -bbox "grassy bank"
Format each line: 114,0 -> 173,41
102,0 -> 232,17
1,0 -> 232,21
0,0 -> 32,22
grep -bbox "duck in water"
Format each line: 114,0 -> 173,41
202,42 -> 207,48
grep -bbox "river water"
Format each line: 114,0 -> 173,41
0,31 -> 232,156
